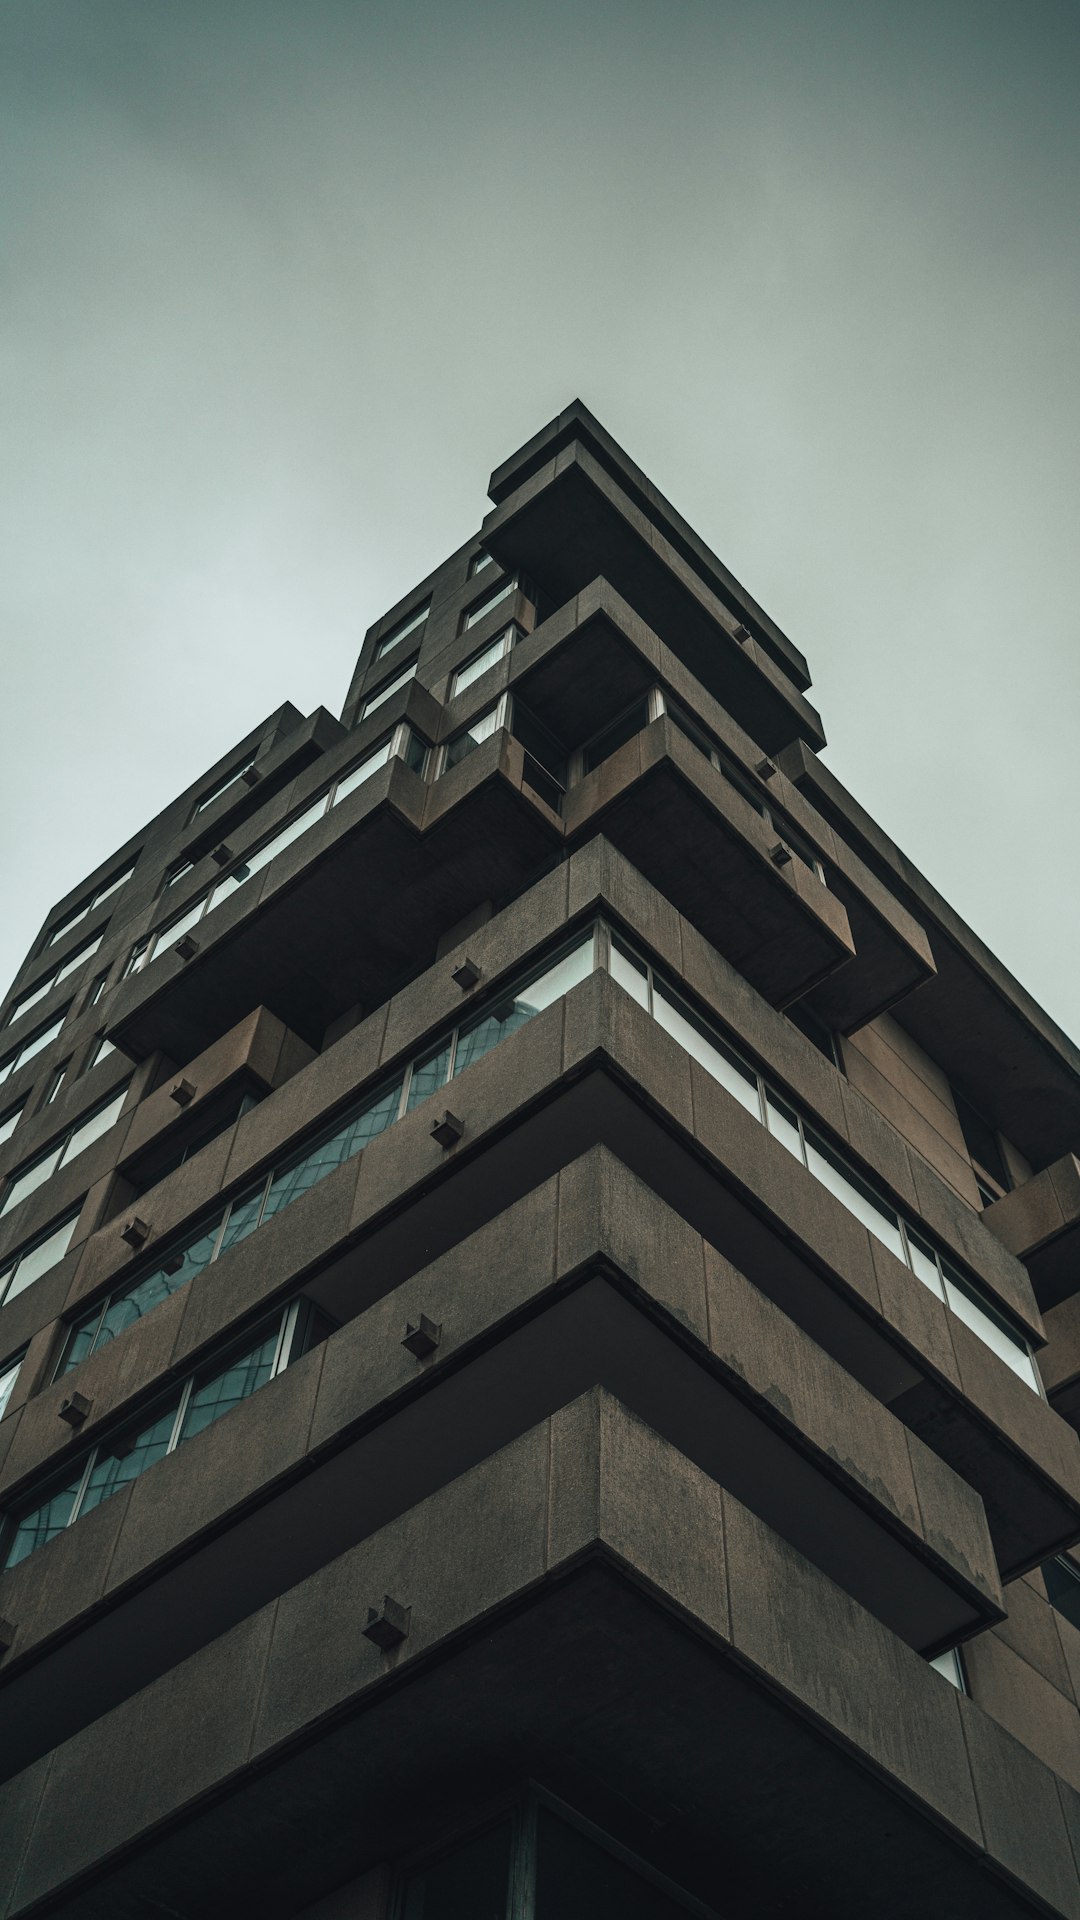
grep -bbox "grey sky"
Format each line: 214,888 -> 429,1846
2,0 -> 1078,1042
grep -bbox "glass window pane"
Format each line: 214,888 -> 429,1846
1044,1557 -> 1080,1631
652,981 -> 761,1117
942,1268 -> 1039,1389
765,1090 -> 803,1160
401,729 -> 429,775
376,603 -> 429,658
60,1087 -> 127,1165
401,1820 -> 513,1920
1,1013 -> 66,1081
3,1213 -> 79,1301
93,865 -> 135,907
582,699 -> 650,775
363,661 -> 417,716
159,898 -> 207,946
179,1328 -> 280,1443
58,1308 -> 103,1375
905,1228 -> 946,1300
608,934 -> 649,1008
0,1105 -> 23,1146
929,1647 -> 965,1691
263,1126 -> 355,1220
9,976 -> 54,1022
464,579 -> 515,628
520,937 -> 596,1013
5,1472 -> 84,1569
78,1404 -> 180,1517
664,696 -> 717,762
444,707 -> 500,771
1,1145 -> 65,1217
56,933 -> 103,983
452,632 -> 511,697
217,1185 -> 266,1256
48,902 -> 90,945
803,1133 -> 907,1263
406,1042 -> 452,1113
194,757 -> 256,813
333,741 -> 394,805
452,941 -> 593,1079
0,1353 -> 24,1421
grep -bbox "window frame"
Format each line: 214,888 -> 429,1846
375,601 -> 430,662
191,755 -> 258,820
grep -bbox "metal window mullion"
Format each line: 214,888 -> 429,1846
272,1300 -> 300,1378
67,1449 -> 98,1528
209,1199 -> 235,1264
896,1217 -> 917,1278
795,1108 -> 810,1170
647,685 -> 666,724
397,1063 -> 414,1119
445,1027 -> 460,1083
252,1170 -> 274,1232
168,1376 -> 195,1453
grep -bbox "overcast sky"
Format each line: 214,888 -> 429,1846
2,0 -> 1078,1043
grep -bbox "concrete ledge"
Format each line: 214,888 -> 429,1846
0,1394 -> 1073,1920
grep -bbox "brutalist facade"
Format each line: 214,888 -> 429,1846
3,404 -> 1080,1918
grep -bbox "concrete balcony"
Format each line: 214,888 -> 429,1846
0,1395 -> 1075,1920
510,581 -> 935,1028
482,437 -> 826,756
779,738 -> 1080,1171
0,1156 -> 1002,1788
105,737 -> 562,1065
984,1155 -> 1080,1314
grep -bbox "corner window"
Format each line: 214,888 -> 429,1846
468,549 -> 495,577
441,703 -> 503,772
376,601 -> 429,661
929,1646 -> 966,1691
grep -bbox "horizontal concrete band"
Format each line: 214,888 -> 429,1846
480,436 -> 825,753
5,969 -> 1072,1584
0,1149 -> 1003,1779
50,835 -> 1036,1340
1,1393 -> 1076,1920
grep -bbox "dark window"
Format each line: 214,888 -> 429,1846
1044,1556 -> 1080,1632
581,698 -> 650,775
399,1819 -> 513,1920
954,1092 -> 1010,1195
786,1000 -> 841,1068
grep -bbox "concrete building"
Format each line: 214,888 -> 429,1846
2,402 -> 1080,1917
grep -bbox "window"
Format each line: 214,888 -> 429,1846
785,1000 -> 842,1068
4,1301 -> 329,1570
0,1212 -> 80,1306
463,576 -> 518,630
45,1063 -> 69,1103
86,1034 -> 115,1071
605,928 -> 1040,1392
0,1351 -> 25,1422
45,863 -> 135,949
0,1087 -> 129,1218
59,932 -> 600,1376
87,971 -> 109,1007
0,1011 -> 68,1084
360,660 -> 418,719
0,1101 -> 24,1145
7,934 -> 103,1028
450,625 -> 519,698
468,549 -> 494,577
441,704 -> 504,773
929,1646 -> 966,1691
1044,1556 -> 1080,1632
954,1091 -> 1011,1203
192,755 -> 257,817
376,601 -> 429,661
581,698 -> 652,775
123,733 -> 428,980
163,858 -> 195,892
